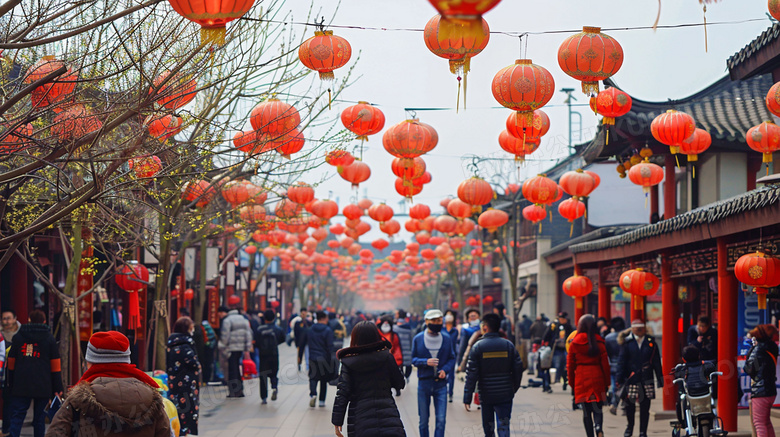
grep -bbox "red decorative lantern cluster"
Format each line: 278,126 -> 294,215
558,27 -> 623,96
446,199 -> 472,219
298,30 -> 352,80
128,155 -> 163,179
115,261 -> 148,329
735,249 -> 780,310
410,204 -> 431,220
242,99 -> 303,158
221,180 -> 266,207
391,157 -> 427,183
492,59 -> 555,123
310,199 -> 339,224
619,268 -> 659,311
651,110 -> 696,155
239,205 -> 266,223
500,109 -> 549,162
166,0 -> 254,45
341,102 -> 385,141
24,56 -> 78,109
562,275 -> 592,310
457,177 -> 493,213
498,131 -> 540,163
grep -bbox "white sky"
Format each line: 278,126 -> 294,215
282,0 -> 772,242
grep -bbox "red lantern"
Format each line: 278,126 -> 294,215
325,149 -> 355,167
310,199 -> 339,223
182,289 -> 194,301
298,30 -> 352,80
341,102 -> 385,140
395,178 -> 423,199
383,119 -> 439,158
679,128 -> 711,162
182,180 -> 217,208
522,205 -> 547,224
405,219 -> 421,233
250,99 -> 300,135
342,204 -> 363,220
391,157 -> 427,181
559,169 -> 597,200
772,0 -> 780,20
239,205 -> 266,223
416,231 -> 431,245
558,27 -> 623,95
423,14 -> 490,80
457,177 -> 493,211
746,121 -> 780,165
506,109 -> 550,140
590,87 -> 632,125
329,223 -> 345,235
454,218 -> 476,235
275,198 -> 301,219
478,209 -> 508,232
339,160 -> 371,188
270,300 -> 280,309
274,130 -> 305,159
128,156 -> 163,179
766,81 -> 780,118
585,171 -> 601,191
24,56 -> 77,109
619,268 -> 659,311
447,199 -> 472,219
380,219 -> 401,237
412,171 -> 433,186
0,122 -> 34,155
434,215 -> 458,234
628,159 -> 664,194
166,0 -> 254,44
735,250 -> 780,310
498,130 -> 540,163
287,182 -> 315,205
115,262 -> 149,329
372,239 -> 389,252
52,105 -> 103,143
452,301 -> 460,310
522,174 -> 557,205
368,203 -> 394,224
651,110 -> 696,155
151,71 -> 197,110
563,275 -> 592,311
558,198 -> 585,222
427,0 -> 501,17
409,204 -> 431,220
146,113 -> 183,141
492,59 -> 555,122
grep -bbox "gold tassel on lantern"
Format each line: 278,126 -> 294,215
201,26 -> 226,46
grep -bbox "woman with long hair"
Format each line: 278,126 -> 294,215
567,314 -> 610,437
167,316 -> 201,436
745,324 -> 779,437
332,321 -> 405,437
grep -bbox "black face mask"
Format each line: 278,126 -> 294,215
427,323 -> 443,333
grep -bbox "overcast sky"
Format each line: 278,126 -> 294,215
281,0 -> 772,242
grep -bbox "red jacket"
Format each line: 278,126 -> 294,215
567,332 -> 611,404
380,331 -> 403,366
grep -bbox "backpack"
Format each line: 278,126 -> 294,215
256,325 -> 278,355
201,321 -> 217,348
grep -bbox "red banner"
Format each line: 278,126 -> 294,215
208,287 -> 219,328
77,247 -> 94,342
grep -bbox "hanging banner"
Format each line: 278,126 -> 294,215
136,286 -> 147,341
208,287 -> 220,328
77,247 -> 94,342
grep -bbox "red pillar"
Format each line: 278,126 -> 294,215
650,185 -> 659,222
664,154 -> 677,220
574,265 -> 584,322
661,254 -> 680,411
717,238 -> 738,432
598,264 -> 610,319
747,155 -> 762,191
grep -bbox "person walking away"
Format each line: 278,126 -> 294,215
255,310 -> 285,404
744,324 -> 778,437
5,310 -> 62,437
293,309 -> 313,371
443,310 -> 459,402
305,311 -> 337,408
166,317 -> 201,436
329,313 -> 347,350
378,316 -> 404,396
617,320 -> 664,437
687,316 -> 717,362
45,331 -> 170,437
458,308 -> 481,366
218,305 -> 252,398
568,315 -> 611,437
332,321 -> 406,437
463,314 -> 523,437
605,317 -> 627,414
198,320 -> 217,383
394,310 -> 414,382
542,312 -> 574,390
411,309 -> 456,437
493,303 -> 513,345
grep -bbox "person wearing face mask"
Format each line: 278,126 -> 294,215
443,310 -> 459,403
166,317 -> 201,436
458,308 -> 481,368
412,310 -> 456,437
377,315 -> 404,396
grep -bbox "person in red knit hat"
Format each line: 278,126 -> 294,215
45,331 -> 171,437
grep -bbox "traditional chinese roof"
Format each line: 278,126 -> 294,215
727,22 -> 780,80
569,185 -> 780,255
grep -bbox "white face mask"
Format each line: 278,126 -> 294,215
445,315 -> 454,323
381,324 -> 391,334
469,320 -> 480,327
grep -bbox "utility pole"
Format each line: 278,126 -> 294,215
560,88 -> 582,154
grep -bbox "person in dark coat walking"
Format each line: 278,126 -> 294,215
463,314 -> 524,437
568,315 -> 611,437
304,311 -> 337,408
744,324 -> 779,437
332,321 -> 405,437
5,310 -> 62,437
255,310 -> 285,404
605,318 -> 626,414
686,316 -> 717,362
166,317 -> 201,436
617,320 -> 664,437
542,312 -> 574,390
443,310 -> 459,403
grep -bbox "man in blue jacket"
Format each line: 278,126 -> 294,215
303,311 -> 336,408
464,313 -> 524,437
412,309 -> 456,437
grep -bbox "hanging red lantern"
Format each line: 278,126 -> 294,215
559,169 -> 597,200
454,218 -> 476,236
478,209 -> 508,232
427,0 -> 502,17
391,157 -> 427,181
274,198 -> 301,219
115,261 -> 148,329
24,56 -> 78,109
250,99 -> 300,135
522,204 -> 547,223
746,121 -> 780,167
372,239 -> 390,251
651,110 -> 696,155
395,178 -> 423,199
325,149 -> 355,167
405,219 -> 421,233
506,109 -> 550,140
679,128 -> 711,162
166,0 -> 254,45
765,82 -> 780,117
310,199 -> 339,223
342,204 -> 363,220
274,130 -> 304,159
563,274 -> 592,311
457,177 -> 493,212
341,102 -> 385,140
182,180 -> 217,208
590,87 -> 632,125
221,181 -> 250,206
498,130 -> 540,162
52,105 -> 103,143
329,223 -> 345,235
339,160 -> 371,188
735,249 -> 780,310
434,215 -> 458,234
239,205 -> 266,223
492,59 -> 555,123
380,219 -> 401,237
151,71 -> 197,110
233,130 -> 271,155
412,171 -> 433,187
522,174 -> 557,205
0,122 -> 34,155
368,203 -> 394,224
558,27 -> 623,95
146,113 -> 183,141
409,204 -> 431,220
183,289 -> 194,300
628,159 -> 664,194
298,30 -> 352,80
416,231 -> 431,245
287,182 -> 315,205
619,268 -> 659,311
585,171 -> 601,191
558,198 -> 585,222
383,119 -> 439,158
447,198 -> 472,219
128,156 -> 163,179
771,0 -> 780,21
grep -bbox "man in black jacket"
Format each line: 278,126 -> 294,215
617,320 -> 664,437
542,312 -> 574,390
303,311 -> 336,408
686,315 -> 717,362
464,314 -> 524,437
255,310 -> 286,405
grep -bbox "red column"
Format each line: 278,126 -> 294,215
717,238 -> 738,432
574,265 -> 584,322
661,254 -> 680,410
598,264 -> 610,319
650,185 -> 659,222
664,154 -> 677,220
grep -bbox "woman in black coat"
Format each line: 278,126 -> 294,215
744,324 -> 779,437
332,321 -> 406,437
167,317 -> 201,436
